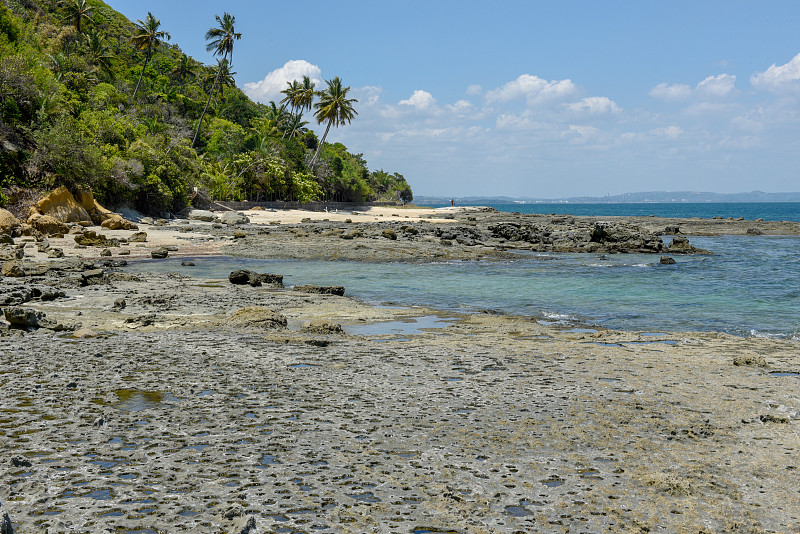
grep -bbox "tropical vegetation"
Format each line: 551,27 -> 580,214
0,0 -> 412,213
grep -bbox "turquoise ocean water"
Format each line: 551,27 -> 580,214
424,201 -> 800,221
129,233 -> 800,340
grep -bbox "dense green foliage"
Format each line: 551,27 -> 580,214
0,0 -> 411,212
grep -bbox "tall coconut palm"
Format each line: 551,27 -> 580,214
310,77 -> 357,167
299,76 -> 316,113
213,59 -> 236,106
60,0 -> 93,33
170,53 -> 197,93
280,79 -> 303,139
193,12 -> 241,147
130,12 -> 170,99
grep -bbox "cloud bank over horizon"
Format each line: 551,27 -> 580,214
244,54 -> 800,197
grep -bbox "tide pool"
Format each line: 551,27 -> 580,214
127,235 -> 800,339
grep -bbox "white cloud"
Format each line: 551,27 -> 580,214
649,82 -> 692,101
399,90 -> 437,110
466,84 -> 483,96
650,74 -> 736,101
446,99 -> 474,114
696,74 -> 736,98
352,85 -> 383,106
751,52 -> 800,91
485,74 -> 577,105
566,96 -> 621,114
650,126 -> 683,139
243,60 -> 322,103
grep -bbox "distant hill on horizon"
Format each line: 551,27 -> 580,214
416,190 -> 800,204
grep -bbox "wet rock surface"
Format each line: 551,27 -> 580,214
1,207 -> 799,532
222,209 -> 744,262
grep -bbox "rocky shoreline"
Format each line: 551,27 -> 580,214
1,204 -> 799,533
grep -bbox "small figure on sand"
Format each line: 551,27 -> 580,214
450,198 -> 454,206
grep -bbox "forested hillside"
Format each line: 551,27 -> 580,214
0,0 -> 412,214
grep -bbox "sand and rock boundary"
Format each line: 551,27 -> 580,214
1,200 -> 799,532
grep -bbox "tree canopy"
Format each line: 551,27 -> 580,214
0,0 -> 412,212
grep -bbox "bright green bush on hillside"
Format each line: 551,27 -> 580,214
0,0 -> 411,214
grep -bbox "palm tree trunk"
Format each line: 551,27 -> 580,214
309,120 -> 332,168
132,50 -> 151,99
192,65 -> 223,147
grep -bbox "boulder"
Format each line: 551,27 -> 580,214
81,268 -> 106,286
228,306 -> 288,329
74,230 -> 116,248
228,269 -> 283,287
128,231 -> 148,242
3,306 -> 44,329
188,209 -> 217,222
746,228 -> 763,235
382,229 -> 398,240
1,260 -> 25,277
667,236 -> 709,254
293,284 -> 345,296
32,186 -> 91,223
0,208 -> 19,234
100,214 -> 138,230
218,211 -> 250,225
663,226 -> 680,235
659,255 -> 676,265
151,247 -> 169,259
30,214 -> 69,236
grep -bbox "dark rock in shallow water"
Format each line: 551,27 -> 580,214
664,226 -> 681,235
228,269 -> 283,287
293,284 -> 345,296
151,247 -> 169,259
667,236 -> 709,254
660,255 -> 676,265
746,228 -> 763,235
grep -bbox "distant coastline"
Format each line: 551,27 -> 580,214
416,190 -> 800,205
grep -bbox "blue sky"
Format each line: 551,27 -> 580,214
109,0 -> 800,198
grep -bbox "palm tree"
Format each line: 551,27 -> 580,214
193,12 -> 241,146
170,53 -> 197,93
280,79 -> 302,138
284,113 -> 309,139
85,30 -> 114,77
310,77 -> 358,167
130,12 -> 170,99
213,59 -> 236,106
60,0 -> 93,33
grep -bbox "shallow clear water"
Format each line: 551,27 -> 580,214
127,235 -> 800,339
